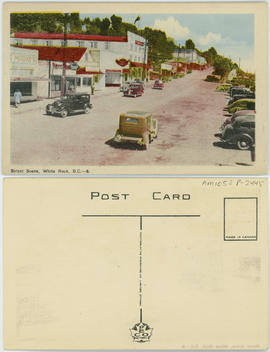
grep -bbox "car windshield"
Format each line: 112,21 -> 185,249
60,95 -> 72,101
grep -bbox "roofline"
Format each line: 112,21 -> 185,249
13,32 -> 128,42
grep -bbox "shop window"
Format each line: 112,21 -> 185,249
66,78 -> 76,91
10,82 -> 32,96
76,78 -> 81,87
51,76 -> 62,91
83,77 -> 92,86
31,39 -> 38,45
90,42 -> 98,49
16,39 -> 23,46
46,40 -> 52,46
78,40 -> 85,47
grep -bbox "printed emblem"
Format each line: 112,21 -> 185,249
130,321 -> 153,343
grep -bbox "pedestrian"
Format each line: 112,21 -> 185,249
91,83 -> 95,95
14,89 -> 22,108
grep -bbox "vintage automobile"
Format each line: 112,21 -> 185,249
134,79 -> 145,87
215,114 -> 255,150
152,79 -> 164,90
226,99 -> 255,114
113,111 -> 158,149
119,81 -> 133,92
228,92 -> 255,105
46,93 -> 92,117
222,110 -> 255,128
123,82 -> 144,97
230,87 -> 248,97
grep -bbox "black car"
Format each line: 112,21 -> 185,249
46,93 -> 93,117
230,87 -> 250,97
215,115 -> 255,150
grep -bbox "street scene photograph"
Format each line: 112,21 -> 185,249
6,7 -> 263,173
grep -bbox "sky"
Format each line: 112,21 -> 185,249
81,13 -> 254,72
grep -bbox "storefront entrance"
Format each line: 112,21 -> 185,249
105,70 -> 121,87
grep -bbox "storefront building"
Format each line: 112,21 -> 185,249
10,47 -> 41,102
11,31 -> 149,89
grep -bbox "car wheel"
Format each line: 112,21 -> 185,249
84,106 -> 91,114
60,109 -> 68,118
236,136 -> 252,150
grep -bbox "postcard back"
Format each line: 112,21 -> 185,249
3,177 -> 268,349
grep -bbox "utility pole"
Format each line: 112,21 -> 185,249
61,13 -> 68,96
177,42 -> 180,74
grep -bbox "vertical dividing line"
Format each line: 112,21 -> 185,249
139,216 -> 143,321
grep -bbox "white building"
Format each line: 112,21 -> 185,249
173,49 -> 206,65
11,31 -> 149,91
10,46 -> 48,102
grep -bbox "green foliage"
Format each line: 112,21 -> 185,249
11,13 -> 64,33
187,69 -> 192,74
205,75 -> 220,82
213,55 -> 233,78
185,39 -> 195,49
197,46 -> 217,65
100,18 -> 110,35
110,14 -> 122,33
142,26 -> 177,70
69,13 -> 82,33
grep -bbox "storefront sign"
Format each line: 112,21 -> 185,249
10,52 -> 38,66
116,58 -> 129,67
135,40 -> 144,46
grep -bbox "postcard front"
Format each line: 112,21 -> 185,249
2,2 -> 268,174
4,177 -> 268,349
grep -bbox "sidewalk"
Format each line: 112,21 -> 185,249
10,87 -> 120,114
11,98 -> 56,115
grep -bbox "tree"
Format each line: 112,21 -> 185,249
100,18 -> 110,35
199,46 -> 218,65
110,14 -> 122,33
185,39 -> 195,49
69,13 -> 82,33
213,55 -> 233,78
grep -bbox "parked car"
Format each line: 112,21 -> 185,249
120,81 -> 133,92
46,93 -> 92,117
113,111 -> 158,149
123,82 -> 144,97
228,92 -> 255,105
226,99 -> 255,114
230,87 -> 248,97
215,114 -> 255,150
152,79 -> 164,90
222,110 -> 255,128
134,79 -> 145,87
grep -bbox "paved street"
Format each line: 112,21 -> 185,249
11,68 -> 253,168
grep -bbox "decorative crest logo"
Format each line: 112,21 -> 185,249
130,321 -> 153,343
130,309 -> 153,343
